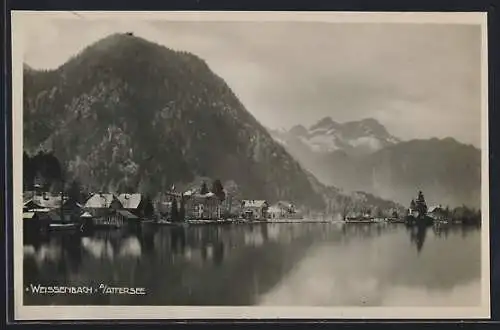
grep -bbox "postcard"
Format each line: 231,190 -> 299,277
10,10 -> 490,320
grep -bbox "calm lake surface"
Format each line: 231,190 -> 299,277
23,222 -> 482,306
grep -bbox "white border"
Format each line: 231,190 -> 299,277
10,11 -> 490,320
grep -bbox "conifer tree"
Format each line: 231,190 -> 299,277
170,198 -> 179,222
200,181 -> 209,195
211,179 -> 226,201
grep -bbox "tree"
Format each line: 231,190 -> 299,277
67,180 -> 83,203
170,198 -> 179,222
444,206 -> 451,219
179,197 -> 186,222
211,179 -> 226,201
224,180 -> 239,215
339,195 -> 352,220
415,191 -> 428,217
200,181 -> 209,195
143,195 -> 155,218
23,152 -> 35,190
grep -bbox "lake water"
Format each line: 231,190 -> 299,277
23,222 -> 482,306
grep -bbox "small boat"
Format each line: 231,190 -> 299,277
156,219 -> 189,227
49,222 -> 80,231
388,217 -> 405,223
344,216 -> 375,224
156,219 -> 174,225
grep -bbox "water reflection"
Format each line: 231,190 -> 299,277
23,222 -> 481,306
407,224 -> 428,253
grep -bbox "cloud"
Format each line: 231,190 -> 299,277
22,17 -> 482,146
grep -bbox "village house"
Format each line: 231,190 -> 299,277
84,193 -> 122,215
60,197 -> 84,222
241,200 -> 269,221
23,198 -> 51,222
83,193 -> 138,228
23,199 -> 45,212
117,193 -> 155,218
267,205 -> 281,219
268,201 -> 298,219
428,205 -> 447,221
24,184 -> 63,209
184,191 -> 221,220
153,192 -> 183,220
23,199 -> 50,225
155,199 -> 172,218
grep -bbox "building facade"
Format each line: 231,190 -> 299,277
184,192 -> 221,220
241,200 -> 269,220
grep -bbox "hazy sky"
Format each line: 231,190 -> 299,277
22,14 -> 483,147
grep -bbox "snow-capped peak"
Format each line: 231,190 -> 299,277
269,117 -> 400,156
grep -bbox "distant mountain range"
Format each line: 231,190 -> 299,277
269,118 -> 481,209
22,33 -> 402,214
272,117 -> 400,156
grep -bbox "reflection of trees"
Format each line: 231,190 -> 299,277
410,222 -> 481,254
138,225 -> 156,254
25,223 -> 413,305
433,223 -> 480,240
408,225 -> 428,253
213,242 -> 225,266
170,227 -> 186,254
60,233 -> 84,274
340,223 -> 388,240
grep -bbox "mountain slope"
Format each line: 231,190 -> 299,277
23,33 -> 327,210
270,119 -> 481,209
365,138 -> 481,209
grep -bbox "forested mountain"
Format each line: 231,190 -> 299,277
23,33 -> 408,214
23,33 -> 329,209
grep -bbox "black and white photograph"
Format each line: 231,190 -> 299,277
11,11 -> 489,320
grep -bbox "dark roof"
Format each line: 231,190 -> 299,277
62,198 -> 83,209
23,200 -> 43,210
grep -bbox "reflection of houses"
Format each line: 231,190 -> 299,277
241,200 -> 269,220
117,193 -> 154,218
184,191 -> 221,220
428,205 -> 447,221
84,193 -> 138,228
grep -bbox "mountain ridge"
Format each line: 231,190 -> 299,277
269,118 -> 481,208
23,33 -> 326,210
270,116 -> 400,157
